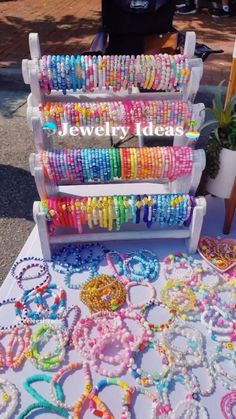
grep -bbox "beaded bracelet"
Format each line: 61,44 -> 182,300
201,306 -> 235,342
221,390 -> 236,419
64,265 -> 95,289
210,343 -> 236,390
72,311 -> 124,359
90,329 -> 134,377
18,374 -> 69,419
0,325 -> 31,370
15,283 -> 66,323
126,281 -> 156,309
50,361 -> 92,410
160,280 -> 197,316
161,321 -> 205,368
132,387 -> 160,419
73,392 -> 111,419
131,340 -> 174,386
26,321 -> 67,370
123,249 -> 159,282
0,378 -> 19,419
105,251 -> 129,285
140,299 -> 177,333
80,274 -> 126,312
155,366 -> 201,415
52,243 -> 106,274
106,249 -> 159,283
162,252 -> 199,286
11,257 -> 50,290
169,398 -> 209,418
0,298 -> 27,330
90,378 -> 133,419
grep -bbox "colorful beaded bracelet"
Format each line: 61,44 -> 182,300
18,374 -> 69,418
90,378 -> 133,419
11,257 -> 50,290
26,321 -> 67,370
0,325 -> 31,370
0,378 -> 19,419
50,361 -> 92,410
221,390 -> 236,419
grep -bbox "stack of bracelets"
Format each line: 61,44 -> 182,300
38,53 -> 190,94
41,100 -> 193,130
40,194 -> 196,232
39,147 -> 193,183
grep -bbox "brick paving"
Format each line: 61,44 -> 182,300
0,0 -> 236,84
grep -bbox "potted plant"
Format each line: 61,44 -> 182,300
200,83 -> 236,199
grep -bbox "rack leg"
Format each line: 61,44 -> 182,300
36,211 -> 51,261
138,135 -> 144,147
186,203 -> 205,253
223,178 -> 236,234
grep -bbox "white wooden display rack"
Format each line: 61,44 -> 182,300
29,149 -> 206,199
23,31 -> 207,260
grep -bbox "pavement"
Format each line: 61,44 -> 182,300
0,1 -> 236,282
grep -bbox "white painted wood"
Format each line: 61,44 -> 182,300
186,197 -> 207,253
183,66 -> 202,102
173,133 -> 186,146
32,117 -> 50,151
233,38 -> 236,58
184,32 -> 196,58
29,33 -> 41,59
35,212 -> 52,260
138,135 -> 144,147
22,59 -> 30,84
34,167 -> 48,198
192,102 -> 205,130
49,229 -> 191,244
29,67 -> 43,107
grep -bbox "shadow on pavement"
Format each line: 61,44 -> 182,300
0,164 -> 38,221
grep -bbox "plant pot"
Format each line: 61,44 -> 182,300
206,147 -> 236,199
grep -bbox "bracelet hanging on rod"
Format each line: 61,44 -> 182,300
38,53 -> 190,94
41,100 -> 193,131
40,194 -> 196,233
39,146 -> 193,183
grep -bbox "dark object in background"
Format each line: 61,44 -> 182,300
102,0 -> 176,54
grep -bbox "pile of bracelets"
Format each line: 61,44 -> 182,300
41,100 -> 193,130
39,146 -> 193,183
4,244 -> 236,418
38,53 -> 190,94
40,194 -> 196,233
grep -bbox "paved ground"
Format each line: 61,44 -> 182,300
0,0 -> 236,281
